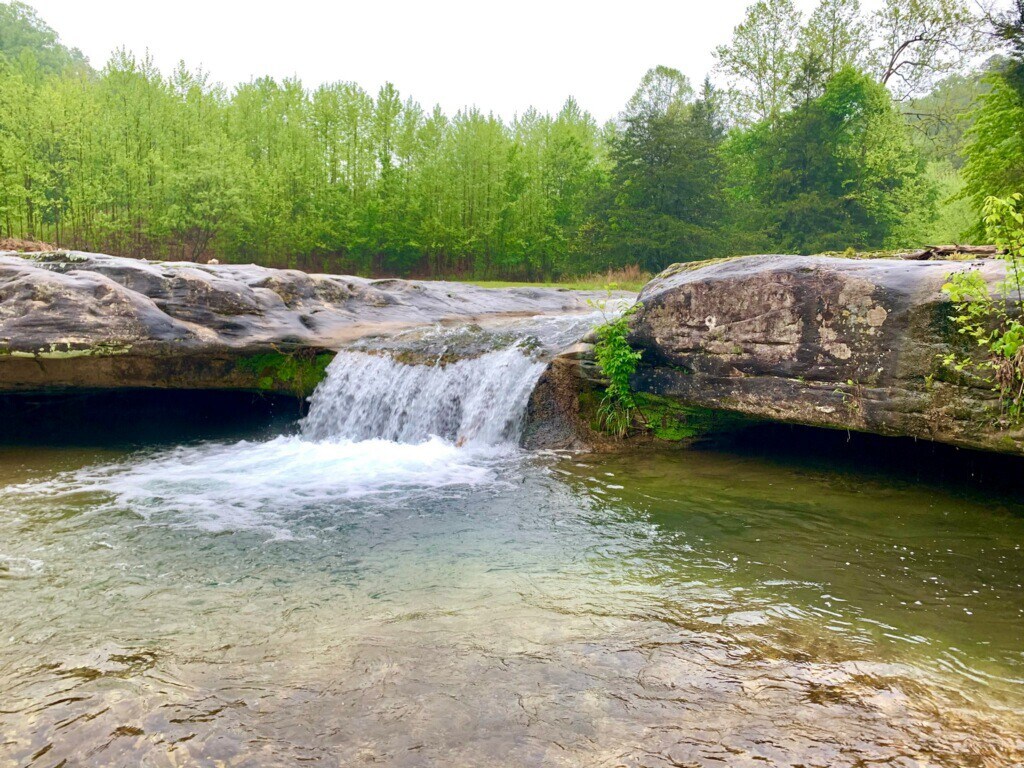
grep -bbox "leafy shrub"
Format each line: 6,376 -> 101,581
591,302 -> 643,437
942,193 -> 1024,422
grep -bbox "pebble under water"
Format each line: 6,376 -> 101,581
1,314 -> 1023,767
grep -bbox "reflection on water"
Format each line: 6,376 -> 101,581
1,433 -> 1023,767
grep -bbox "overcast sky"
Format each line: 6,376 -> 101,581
29,0 -> 879,121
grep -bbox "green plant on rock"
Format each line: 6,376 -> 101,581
590,299 -> 643,438
239,350 -> 334,398
941,193 -> 1024,424
833,379 -> 864,415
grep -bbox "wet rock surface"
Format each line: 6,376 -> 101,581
629,254 -> 1024,455
0,251 -> 600,395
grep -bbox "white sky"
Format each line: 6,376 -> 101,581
29,0 -> 877,122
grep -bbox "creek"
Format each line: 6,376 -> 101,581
1,313 -> 1022,767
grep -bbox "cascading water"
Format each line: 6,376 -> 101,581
300,313 -> 598,446
6,313 -> 603,534
301,347 -> 546,445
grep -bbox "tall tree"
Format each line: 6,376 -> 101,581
962,18 -> 1024,209
871,0 -> 982,100
594,69 -> 729,271
0,1 -> 88,75
714,0 -> 803,124
993,0 -> 1024,96
751,67 -> 932,252
796,0 -> 870,95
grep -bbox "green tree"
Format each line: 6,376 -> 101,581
871,0 -> 982,101
161,64 -> 244,259
797,0 -> 869,89
751,67 -> 932,252
714,0 -> 803,123
0,1 -> 88,75
594,69 -> 729,271
962,65 -> 1024,213
992,0 -> 1024,96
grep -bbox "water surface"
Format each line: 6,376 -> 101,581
1,317 -> 1023,767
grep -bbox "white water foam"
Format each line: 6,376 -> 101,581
11,313 -> 602,534
11,437 -> 503,536
301,346 -> 546,445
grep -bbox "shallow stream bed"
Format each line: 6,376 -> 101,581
1,315 -> 1023,767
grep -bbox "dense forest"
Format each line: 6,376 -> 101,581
0,0 -> 1022,279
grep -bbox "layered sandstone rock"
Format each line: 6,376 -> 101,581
0,251 -> 599,396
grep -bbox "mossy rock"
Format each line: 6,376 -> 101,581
237,351 -> 334,397
579,388 -> 751,442
634,393 -> 752,441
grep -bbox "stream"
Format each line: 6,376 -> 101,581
1,313 -> 1023,767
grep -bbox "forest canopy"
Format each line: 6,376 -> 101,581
0,0 -> 1020,279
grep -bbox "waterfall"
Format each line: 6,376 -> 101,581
300,347 -> 545,445
301,314 -> 599,446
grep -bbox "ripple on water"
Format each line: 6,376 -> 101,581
0,554 -> 43,580
2,430 -> 1024,765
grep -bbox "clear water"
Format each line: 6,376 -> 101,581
2,316 -> 1023,767
302,313 -> 602,445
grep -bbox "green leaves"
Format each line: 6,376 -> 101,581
592,74 -> 729,272
592,303 -> 643,438
872,0 -> 982,101
941,193 -> 1024,423
714,0 -> 803,124
963,70 -> 1024,217
749,67 -> 931,253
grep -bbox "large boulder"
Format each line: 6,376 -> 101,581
627,254 -> 1023,455
0,251 -> 599,396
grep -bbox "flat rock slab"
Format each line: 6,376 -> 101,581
629,254 -> 1024,455
0,251 -> 601,394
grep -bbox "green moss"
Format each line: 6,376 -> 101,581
579,388 -> 750,442
21,250 -> 80,262
635,393 -> 751,441
0,342 -> 132,358
238,350 -> 334,397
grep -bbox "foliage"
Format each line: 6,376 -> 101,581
714,0 -> 803,124
992,0 -> 1024,97
941,193 -> 1024,422
0,42 -> 607,279
903,69 -> 988,168
587,74 -> 730,272
0,0 -> 1009,279
591,302 -> 643,438
0,1 -> 87,75
715,0 -> 982,123
797,0 -> 869,87
910,160 -> 978,244
962,64 -> 1024,215
238,351 -> 335,397
871,0 -> 982,101
749,68 -> 933,253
